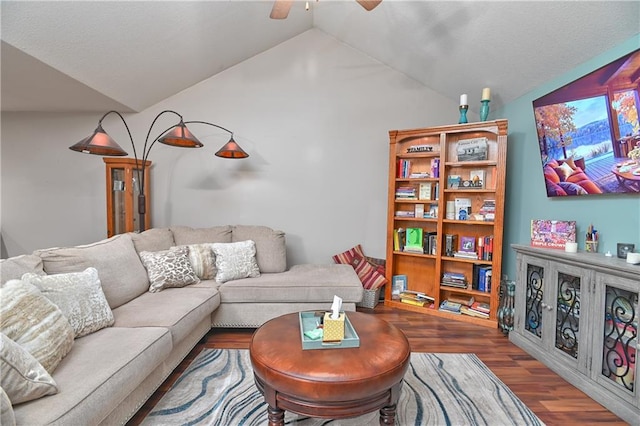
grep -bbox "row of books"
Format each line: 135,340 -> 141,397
443,234 -> 494,261
451,198 -> 495,222
398,291 -> 434,307
472,264 -> 492,292
439,298 -> 490,319
393,228 -> 438,255
396,159 -> 441,179
395,183 -> 440,201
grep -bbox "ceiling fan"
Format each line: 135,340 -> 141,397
270,0 -> 382,19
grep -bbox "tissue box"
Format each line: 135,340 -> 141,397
323,312 -> 345,342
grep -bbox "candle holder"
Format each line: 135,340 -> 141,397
458,105 -> 469,124
480,99 -> 490,121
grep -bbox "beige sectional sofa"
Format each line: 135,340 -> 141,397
0,225 -> 363,425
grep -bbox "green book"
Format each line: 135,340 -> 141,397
404,228 -> 424,252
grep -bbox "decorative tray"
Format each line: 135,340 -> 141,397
298,311 -> 360,350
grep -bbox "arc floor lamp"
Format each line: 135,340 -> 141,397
69,110 -> 248,232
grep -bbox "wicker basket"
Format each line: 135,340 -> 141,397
356,287 -> 382,309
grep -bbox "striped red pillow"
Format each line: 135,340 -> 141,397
332,245 -> 365,265
350,254 -> 388,290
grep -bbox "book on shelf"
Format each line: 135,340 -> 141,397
409,171 -> 431,178
393,228 -> 406,251
404,228 -> 424,252
426,232 -> 437,255
470,301 -> 490,314
400,297 -> 428,307
397,159 -> 411,178
425,203 -> 438,219
400,290 -> 435,301
530,219 -> 577,250
439,300 -> 462,314
391,275 -> 408,298
457,137 -> 488,161
399,291 -> 434,306
444,234 -> 458,257
453,251 -> 479,260
418,182 -> 432,200
478,199 -> 495,222
430,158 -> 440,178
395,210 -> 414,218
414,204 -> 425,219
395,186 -> 417,199
460,305 -> 489,318
441,272 -> 468,289
447,295 -> 475,306
454,198 -> 472,220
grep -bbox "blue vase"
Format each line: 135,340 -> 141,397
458,105 -> 468,124
480,100 -> 490,121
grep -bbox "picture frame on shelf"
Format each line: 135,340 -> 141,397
391,275 -> 408,299
459,236 -> 476,253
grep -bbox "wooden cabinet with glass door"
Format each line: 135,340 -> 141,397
103,158 -> 151,237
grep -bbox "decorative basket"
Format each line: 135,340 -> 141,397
357,287 -> 382,309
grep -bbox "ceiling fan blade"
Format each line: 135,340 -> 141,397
270,0 -> 293,19
356,0 -> 382,11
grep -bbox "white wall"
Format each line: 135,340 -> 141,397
1,29 -> 464,263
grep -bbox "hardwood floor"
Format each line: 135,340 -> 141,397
128,306 -> 627,425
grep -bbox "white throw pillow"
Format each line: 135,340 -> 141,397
0,280 -> 74,374
212,240 -> 261,283
0,333 -> 58,405
22,267 -> 114,338
139,246 -> 200,292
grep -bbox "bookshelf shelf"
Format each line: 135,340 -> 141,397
385,120 -> 508,328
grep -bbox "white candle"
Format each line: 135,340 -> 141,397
481,87 -> 491,101
460,94 -> 468,106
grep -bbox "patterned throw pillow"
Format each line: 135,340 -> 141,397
22,267 -> 114,338
183,244 -> 216,280
0,280 -> 74,374
0,333 -> 58,405
212,241 -> 261,283
350,254 -> 388,290
139,246 -> 200,292
332,244 -> 365,265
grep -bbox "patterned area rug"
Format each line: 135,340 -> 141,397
142,349 -> 544,426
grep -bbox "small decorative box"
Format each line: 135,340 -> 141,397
322,312 -> 345,342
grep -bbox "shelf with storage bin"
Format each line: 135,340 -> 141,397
385,120 -> 508,328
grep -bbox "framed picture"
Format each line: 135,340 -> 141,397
391,275 -> 408,299
459,236 -> 476,253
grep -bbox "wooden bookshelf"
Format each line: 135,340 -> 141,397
385,120 -> 508,327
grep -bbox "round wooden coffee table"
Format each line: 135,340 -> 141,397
249,312 -> 410,426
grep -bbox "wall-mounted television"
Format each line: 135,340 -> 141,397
533,49 -> 640,197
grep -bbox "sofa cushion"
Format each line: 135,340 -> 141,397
0,280 -> 74,374
183,243 -> 217,280
130,228 -> 175,253
171,225 -> 232,246
232,225 -> 287,273
0,333 -> 58,405
212,241 -> 261,283
34,233 -> 149,309
21,268 -> 114,338
0,255 -> 44,285
217,264 -> 363,304
139,246 -> 200,292
11,327 -> 171,426
0,386 -> 15,426
554,162 -> 574,181
558,181 -> 589,195
112,287 -> 220,345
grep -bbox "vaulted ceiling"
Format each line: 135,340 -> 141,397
2,1 -> 639,114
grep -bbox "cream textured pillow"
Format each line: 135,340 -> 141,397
22,267 -> 114,338
139,246 -> 200,292
184,244 -> 217,280
0,386 -> 15,426
0,333 -> 58,405
212,240 -> 261,283
0,280 -> 74,374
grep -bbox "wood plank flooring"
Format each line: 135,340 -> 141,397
127,306 -> 627,425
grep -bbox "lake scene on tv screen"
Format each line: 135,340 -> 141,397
533,49 -> 640,197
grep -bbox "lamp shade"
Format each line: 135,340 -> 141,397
69,124 -> 128,156
214,136 -> 249,158
157,121 -> 203,148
